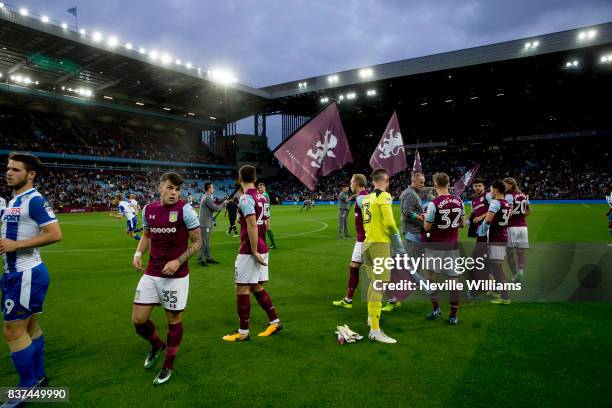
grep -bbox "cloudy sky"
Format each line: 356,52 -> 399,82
16,0 -> 612,146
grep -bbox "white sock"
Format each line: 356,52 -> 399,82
270,319 -> 280,324
238,329 -> 249,335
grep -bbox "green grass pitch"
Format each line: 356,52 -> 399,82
1,203 -> 611,407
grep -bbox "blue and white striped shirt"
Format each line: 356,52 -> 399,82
1,188 -> 57,273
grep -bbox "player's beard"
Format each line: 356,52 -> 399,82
7,175 -> 28,192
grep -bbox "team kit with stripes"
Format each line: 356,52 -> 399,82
0,153 -> 608,393
0,155 -> 283,393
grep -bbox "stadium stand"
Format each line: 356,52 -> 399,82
0,107 -> 223,163
269,136 -> 610,201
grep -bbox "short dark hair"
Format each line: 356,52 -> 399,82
257,181 -> 265,187
8,152 -> 43,179
472,177 -> 484,185
372,168 -> 389,183
204,182 -> 213,192
159,172 -> 183,187
491,180 -> 505,194
239,165 -> 257,183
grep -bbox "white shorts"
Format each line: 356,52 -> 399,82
235,253 -> 269,284
134,274 -> 189,311
507,227 -> 529,248
488,245 -> 506,261
424,248 -> 462,277
351,241 -> 363,264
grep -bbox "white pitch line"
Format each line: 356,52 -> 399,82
42,219 -> 329,253
277,219 -> 329,237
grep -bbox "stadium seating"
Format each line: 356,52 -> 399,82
0,107 -> 223,164
0,167 -> 233,210
270,137 -> 610,200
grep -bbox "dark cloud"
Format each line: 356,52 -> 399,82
17,1 -> 612,147
20,0 -> 612,86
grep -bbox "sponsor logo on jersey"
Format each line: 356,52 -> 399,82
5,207 -> 21,216
169,211 -> 178,223
150,227 -> 177,234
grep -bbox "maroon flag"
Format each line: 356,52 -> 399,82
369,111 -> 407,176
273,102 -> 353,191
453,163 -> 481,196
412,148 -> 422,174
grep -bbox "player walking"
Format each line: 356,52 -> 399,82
225,197 -> 239,236
300,197 -> 315,212
129,193 -> 141,218
504,177 -> 531,282
1,153 -> 62,398
423,172 -> 465,325
110,194 -> 141,241
131,172 -> 201,385
223,165 -> 282,342
332,174 -> 368,309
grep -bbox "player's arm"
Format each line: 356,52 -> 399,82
175,228 -> 202,265
0,222 -> 61,253
133,229 -> 150,272
245,214 -> 267,265
458,201 -> 466,228
110,203 -> 125,219
380,195 -> 404,253
355,195 -> 364,209
206,196 -> 226,212
0,196 -> 62,253
525,198 -> 532,217
410,194 -> 425,223
484,200 -> 501,224
381,202 -> 398,235
423,202 -> 436,232
133,206 -> 151,271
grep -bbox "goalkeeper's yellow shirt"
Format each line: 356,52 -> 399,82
362,189 -> 399,243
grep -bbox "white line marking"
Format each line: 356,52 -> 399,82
43,219 -> 329,253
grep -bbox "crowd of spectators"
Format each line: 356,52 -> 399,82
1,105 -> 609,204
0,168 -> 230,210
269,138 -> 611,201
0,108 -> 224,164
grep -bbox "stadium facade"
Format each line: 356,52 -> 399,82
1,2 -> 611,205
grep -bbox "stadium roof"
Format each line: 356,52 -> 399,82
263,21 -> 612,118
0,3 -> 269,127
1,2 -> 611,124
